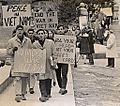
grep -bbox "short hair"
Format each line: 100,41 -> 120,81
44,29 -> 49,34
56,24 -> 64,30
64,25 -> 69,29
27,28 -> 34,33
16,25 -> 24,30
36,29 -> 45,34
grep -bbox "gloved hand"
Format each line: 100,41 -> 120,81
53,80 -> 56,86
12,47 -> 18,52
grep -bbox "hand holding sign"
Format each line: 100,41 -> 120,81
13,47 -> 18,52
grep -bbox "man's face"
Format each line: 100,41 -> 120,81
44,30 -> 49,38
33,5 -> 39,12
16,27 -> 24,39
28,31 -> 34,39
75,28 -> 80,35
57,26 -> 65,35
36,30 -> 45,41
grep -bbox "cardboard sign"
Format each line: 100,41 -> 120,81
94,44 -> 106,53
13,49 -> 46,73
33,10 -> 58,30
2,4 -> 33,27
54,35 -> 76,64
100,8 -> 113,16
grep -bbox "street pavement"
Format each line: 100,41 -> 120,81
0,64 -> 75,106
72,58 -> 120,106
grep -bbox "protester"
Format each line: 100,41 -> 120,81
27,28 -> 36,94
87,27 -> 95,65
33,29 -> 56,102
7,25 -> 32,102
47,30 -> 54,41
78,27 -> 90,64
44,29 -> 49,39
55,25 -> 68,95
105,30 -> 117,68
105,17 -> 110,29
27,28 -> 36,43
96,24 -> 105,45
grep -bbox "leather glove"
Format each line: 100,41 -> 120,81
13,47 -> 18,52
53,80 -> 56,86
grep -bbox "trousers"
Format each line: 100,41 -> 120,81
14,77 -> 27,95
108,58 -> 114,67
27,74 -> 36,89
55,63 -> 68,89
39,79 -> 52,97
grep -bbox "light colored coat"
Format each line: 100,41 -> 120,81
106,33 -> 117,58
7,35 -> 32,77
33,39 -> 55,80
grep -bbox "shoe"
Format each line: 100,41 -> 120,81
29,88 -> 35,94
109,65 -> 114,68
106,65 -> 114,68
106,65 -> 110,67
47,95 -> 52,98
59,89 -> 62,93
61,89 -> 68,95
45,96 -> 49,100
39,96 -> 47,102
15,95 -> 21,102
21,94 -> 26,100
89,63 -> 94,65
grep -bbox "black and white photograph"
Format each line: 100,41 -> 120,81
0,0 -> 120,106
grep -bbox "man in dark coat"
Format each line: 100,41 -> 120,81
96,24 -> 105,45
79,26 -> 95,65
87,28 -> 95,65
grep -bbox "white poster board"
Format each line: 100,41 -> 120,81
100,8 -> 113,16
54,35 -> 76,64
2,4 -> 33,27
33,10 -> 58,30
13,49 -> 46,73
94,44 -> 106,53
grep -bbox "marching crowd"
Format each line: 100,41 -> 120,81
6,24 -> 70,103
0,2 -> 117,103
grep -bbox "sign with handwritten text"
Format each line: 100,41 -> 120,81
33,11 -> 58,30
13,49 -> 46,73
2,4 -> 33,27
54,35 -> 76,64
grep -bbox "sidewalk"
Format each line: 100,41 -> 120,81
0,65 -> 75,106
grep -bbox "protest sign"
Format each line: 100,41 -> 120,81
13,49 -> 46,73
2,4 -> 33,27
94,44 -> 106,53
54,35 -> 76,64
33,10 -> 58,30
100,8 -> 113,16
